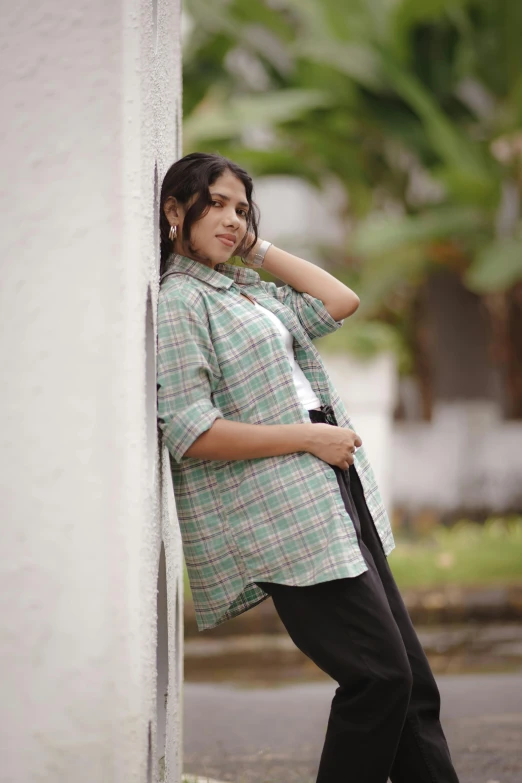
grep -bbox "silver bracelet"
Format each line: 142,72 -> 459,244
241,238 -> 272,268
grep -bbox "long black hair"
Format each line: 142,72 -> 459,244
159,152 -> 260,277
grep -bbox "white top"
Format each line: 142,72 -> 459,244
254,300 -> 322,411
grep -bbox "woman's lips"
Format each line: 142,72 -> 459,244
217,236 -> 235,248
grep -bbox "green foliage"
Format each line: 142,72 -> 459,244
293,39 -> 381,89
465,232 -> 522,293
184,88 -> 333,148
183,0 -> 522,359
317,318 -> 412,371
351,207 -> 485,256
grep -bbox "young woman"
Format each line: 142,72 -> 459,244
156,151 -> 460,783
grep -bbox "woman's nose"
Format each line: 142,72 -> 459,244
224,208 -> 240,227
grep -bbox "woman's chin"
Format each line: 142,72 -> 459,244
215,249 -> 237,265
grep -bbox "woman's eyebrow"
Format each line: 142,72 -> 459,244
210,192 -> 249,209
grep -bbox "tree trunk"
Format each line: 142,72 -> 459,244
507,282 -> 522,418
411,284 -> 434,421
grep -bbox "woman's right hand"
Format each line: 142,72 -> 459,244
304,423 -> 362,470
182,417 -> 363,466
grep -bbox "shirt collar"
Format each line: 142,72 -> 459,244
160,253 -> 261,289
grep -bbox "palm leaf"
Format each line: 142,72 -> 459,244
465,232 -> 522,292
293,39 -> 381,89
351,206 -> 485,256
183,89 -> 333,148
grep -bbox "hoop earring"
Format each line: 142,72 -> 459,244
169,225 -> 178,241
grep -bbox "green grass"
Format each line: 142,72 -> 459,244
182,517 -> 522,599
389,517 -> 522,589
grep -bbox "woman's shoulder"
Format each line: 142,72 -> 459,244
159,274 -> 206,311
158,279 -> 214,332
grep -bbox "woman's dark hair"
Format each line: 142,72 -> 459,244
159,152 -> 260,276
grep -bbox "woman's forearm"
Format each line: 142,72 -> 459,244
183,417 -> 314,461
245,240 -> 360,321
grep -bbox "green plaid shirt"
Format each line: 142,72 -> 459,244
157,253 -> 395,631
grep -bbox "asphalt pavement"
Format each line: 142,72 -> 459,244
183,672 -> 522,783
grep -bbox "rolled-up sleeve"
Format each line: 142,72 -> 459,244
156,292 -> 223,463
257,281 -> 345,341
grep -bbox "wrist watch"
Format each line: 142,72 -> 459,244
241,238 -> 272,268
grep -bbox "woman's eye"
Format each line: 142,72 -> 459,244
211,200 -> 247,218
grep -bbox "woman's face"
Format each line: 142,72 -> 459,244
166,169 -> 250,268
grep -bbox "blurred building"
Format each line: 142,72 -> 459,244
1,2 -> 183,782
254,176 -> 522,520
393,270 -> 522,520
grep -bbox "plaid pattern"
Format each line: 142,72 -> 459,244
157,253 -> 395,631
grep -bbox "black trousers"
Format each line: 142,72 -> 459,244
255,407 -> 460,783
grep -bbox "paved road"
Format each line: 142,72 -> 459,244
183,672 -> 522,783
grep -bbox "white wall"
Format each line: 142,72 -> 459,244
392,401 -> 522,515
319,363 -> 522,516
253,175 -> 346,262
321,353 -> 398,512
0,2 -> 183,782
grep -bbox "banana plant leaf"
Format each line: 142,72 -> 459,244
465,232 -> 522,292
350,206 -> 485,256
183,88 -> 333,148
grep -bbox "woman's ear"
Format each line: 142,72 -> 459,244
163,196 -> 179,225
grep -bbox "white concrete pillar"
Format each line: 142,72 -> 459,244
0,2 -> 183,782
